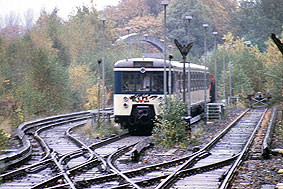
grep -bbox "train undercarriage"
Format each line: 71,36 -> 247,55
114,103 -> 205,135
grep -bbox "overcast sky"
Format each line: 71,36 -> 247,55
0,0 -> 119,21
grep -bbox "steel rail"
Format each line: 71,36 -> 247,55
0,114 -> 92,188
33,116 -> 90,160
0,109 -> 116,189
89,133 -> 130,150
50,151 -> 76,189
262,106 -> 278,158
155,108 -> 250,189
63,123 -> 96,162
32,133 -> 130,189
0,111 -> 92,171
73,150 -> 201,187
65,122 -> 109,171
108,154 -> 240,189
34,120 -> 89,189
219,108 -> 267,189
107,143 -> 142,189
0,117 -> 90,181
0,159 -> 53,182
201,108 -> 250,151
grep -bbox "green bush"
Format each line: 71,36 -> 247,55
152,97 -> 188,150
0,129 -> 9,154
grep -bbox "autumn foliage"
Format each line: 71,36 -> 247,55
0,0 -> 282,130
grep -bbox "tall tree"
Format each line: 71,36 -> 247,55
144,0 -> 163,16
166,0 -> 237,56
104,0 -> 162,36
64,6 -> 116,109
233,0 -> 283,50
104,0 -> 146,31
263,32 -> 283,102
121,15 -> 162,36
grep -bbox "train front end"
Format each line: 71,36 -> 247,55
113,58 -> 165,135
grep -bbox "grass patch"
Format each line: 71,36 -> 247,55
0,129 -> 9,155
75,119 -> 125,138
189,126 -> 205,146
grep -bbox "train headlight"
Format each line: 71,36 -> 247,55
158,96 -> 163,102
123,103 -> 128,108
123,96 -> 128,102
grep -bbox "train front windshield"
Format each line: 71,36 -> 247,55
121,72 -> 163,93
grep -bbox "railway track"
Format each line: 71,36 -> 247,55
0,108 -> 269,188
156,108 -> 267,189
0,111 -> 92,188
68,109 -> 268,189
0,108 -> 152,189
0,110 -> 118,188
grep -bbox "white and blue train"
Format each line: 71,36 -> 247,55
113,58 -> 214,135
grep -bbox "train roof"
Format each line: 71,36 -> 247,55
114,58 -> 207,71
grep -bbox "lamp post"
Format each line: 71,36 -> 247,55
243,41 -> 251,105
168,45 -> 172,97
203,24 -> 208,125
101,17 -> 106,117
182,53 -> 186,103
243,41 -> 251,57
228,42 -> 233,105
222,37 -> 226,104
161,1 -> 169,105
97,59 -> 102,124
213,31 -> 218,102
186,15 -> 192,117
126,27 -> 131,59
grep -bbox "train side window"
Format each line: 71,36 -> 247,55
192,72 -> 196,91
201,72 -> 204,90
201,72 -> 205,90
173,71 -> 178,93
200,72 -> 203,90
196,73 -> 198,90
197,72 -> 200,90
137,73 -> 153,92
143,73 -> 151,90
194,73 -> 197,90
178,73 -> 182,93
121,73 -> 134,92
197,72 -> 202,90
152,73 -> 163,92
136,73 -> 144,91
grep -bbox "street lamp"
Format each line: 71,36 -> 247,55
203,24 -> 208,125
222,37 -> 226,104
101,17 -> 106,117
186,15 -> 192,117
213,31 -> 218,102
161,1 -> 169,105
126,27 -> 131,59
228,42 -> 233,105
168,45 -> 172,97
243,41 -> 251,46
97,59 -> 102,123
243,41 -> 252,56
